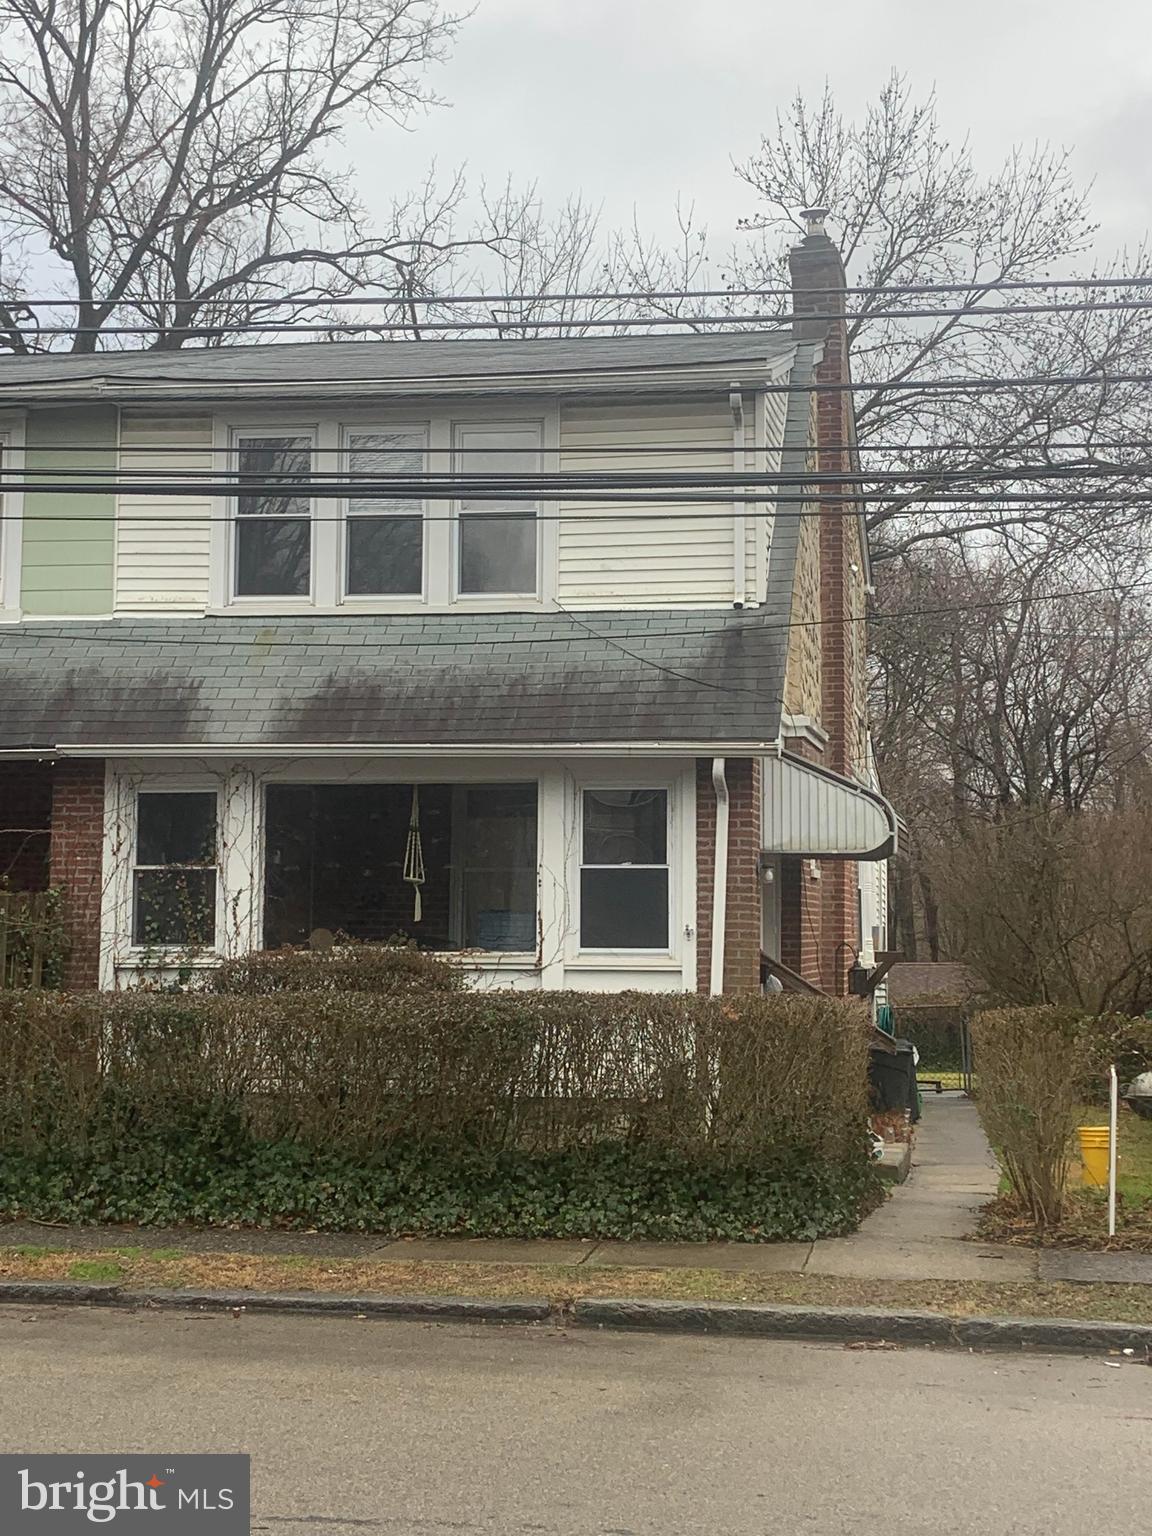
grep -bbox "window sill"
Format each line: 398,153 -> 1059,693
566,955 -> 682,970
447,951 -> 539,969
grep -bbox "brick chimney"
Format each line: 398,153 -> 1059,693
788,209 -> 868,994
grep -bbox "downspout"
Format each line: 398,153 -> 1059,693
729,386 -> 746,607
710,757 -> 729,995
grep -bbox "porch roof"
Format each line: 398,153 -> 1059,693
0,609 -> 787,754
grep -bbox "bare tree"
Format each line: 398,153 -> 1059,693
731,75 -> 1152,560
940,806 -> 1152,1015
871,541 -> 1152,958
0,0 -> 532,351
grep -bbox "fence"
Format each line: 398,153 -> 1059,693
892,1001 -> 974,1096
0,892 -> 59,990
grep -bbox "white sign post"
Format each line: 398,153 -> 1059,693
1108,1064 -> 1119,1239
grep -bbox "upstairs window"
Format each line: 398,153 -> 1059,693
234,434 -> 313,597
579,788 -> 670,950
133,791 -> 218,947
345,429 -> 426,596
456,424 -> 541,596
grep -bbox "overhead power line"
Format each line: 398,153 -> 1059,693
3,366 -> 1145,395
13,439 -> 1152,457
11,295 -> 1152,337
8,275 -> 1152,307
9,461 -> 1152,488
8,480 -> 1152,509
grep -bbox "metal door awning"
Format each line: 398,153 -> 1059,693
762,751 -> 900,860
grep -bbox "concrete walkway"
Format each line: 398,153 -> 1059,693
0,1094 -> 1045,1282
804,1092 -> 1036,1280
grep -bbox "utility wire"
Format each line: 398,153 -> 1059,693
13,296 -> 1152,336
10,461 -> 1152,487
9,275 -> 1152,307
6,367 -> 1148,395
13,439 -> 1152,456
4,482 -> 1152,507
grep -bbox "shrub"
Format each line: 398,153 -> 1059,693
971,1005 -> 1091,1228
209,940 -> 464,996
0,988 -> 878,1241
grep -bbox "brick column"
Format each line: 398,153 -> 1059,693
790,210 -> 868,996
49,761 -> 106,990
695,757 -> 762,993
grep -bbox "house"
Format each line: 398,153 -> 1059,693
0,213 -> 897,996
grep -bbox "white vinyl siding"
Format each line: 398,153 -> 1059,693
111,390 -> 789,616
558,397 -> 782,609
115,413 -> 213,613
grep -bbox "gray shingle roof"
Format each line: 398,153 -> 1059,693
0,331 -> 796,402
0,611 -> 786,751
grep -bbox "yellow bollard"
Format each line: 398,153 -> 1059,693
1078,1125 -> 1111,1188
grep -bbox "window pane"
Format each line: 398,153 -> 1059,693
583,790 -> 667,866
580,868 -> 669,949
237,436 -> 311,519
262,783 -> 454,950
137,792 -> 216,866
457,428 -> 539,512
461,784 -> 538,951
236,517 -> 310,596
347,432 -> 425,517
133,868 -> 216,946
347,516 -> 423,595
459,516 -> 536,594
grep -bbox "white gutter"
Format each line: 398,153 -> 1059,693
730,386 -> 747,607
710,757 -> 730,995
0,738 -> 785,761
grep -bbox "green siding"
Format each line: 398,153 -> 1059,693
21,405 -> 116,614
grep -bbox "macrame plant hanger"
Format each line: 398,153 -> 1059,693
402,784 -> 426,922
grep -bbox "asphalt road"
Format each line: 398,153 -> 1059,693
0,1306 -> 1147,1534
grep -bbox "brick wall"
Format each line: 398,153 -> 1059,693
49,760 -> 105,990
695,757 -> 761,993
0,762 -> 53,890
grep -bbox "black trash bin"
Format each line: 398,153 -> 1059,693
869,1038 -> 920,1124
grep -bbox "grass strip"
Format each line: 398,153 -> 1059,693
1,1245 -> 1152,1324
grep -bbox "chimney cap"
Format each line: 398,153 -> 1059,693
800,207 -> 830,236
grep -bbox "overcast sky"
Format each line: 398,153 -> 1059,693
355,0 -> 1152,265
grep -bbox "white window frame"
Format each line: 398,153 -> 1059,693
574,781 -> 676,958
0,413 -> 26,620
127,784 -> 224,955
452,418 -> 545,604
210,406 -> 558,614
339,419 -> 431,607
216,421 -> 321,610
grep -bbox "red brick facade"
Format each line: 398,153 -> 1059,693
48,760 -> 106,991
695,757 -> 761,993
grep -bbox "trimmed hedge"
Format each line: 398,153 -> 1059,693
0,988 -> 879,1241
209,940 -> 464,996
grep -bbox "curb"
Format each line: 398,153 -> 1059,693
0,1280 -> 548,1324
570,1298 -> 1152,1353
0,1281 -> 1148,1354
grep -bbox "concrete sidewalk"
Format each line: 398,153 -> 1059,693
0,1094 -> 1052,1283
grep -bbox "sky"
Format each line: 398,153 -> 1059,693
349,0 -> 1152,268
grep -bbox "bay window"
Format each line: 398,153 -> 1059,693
579,788 -> 670,950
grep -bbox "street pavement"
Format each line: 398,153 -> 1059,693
0,1305 -> 1147,1534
